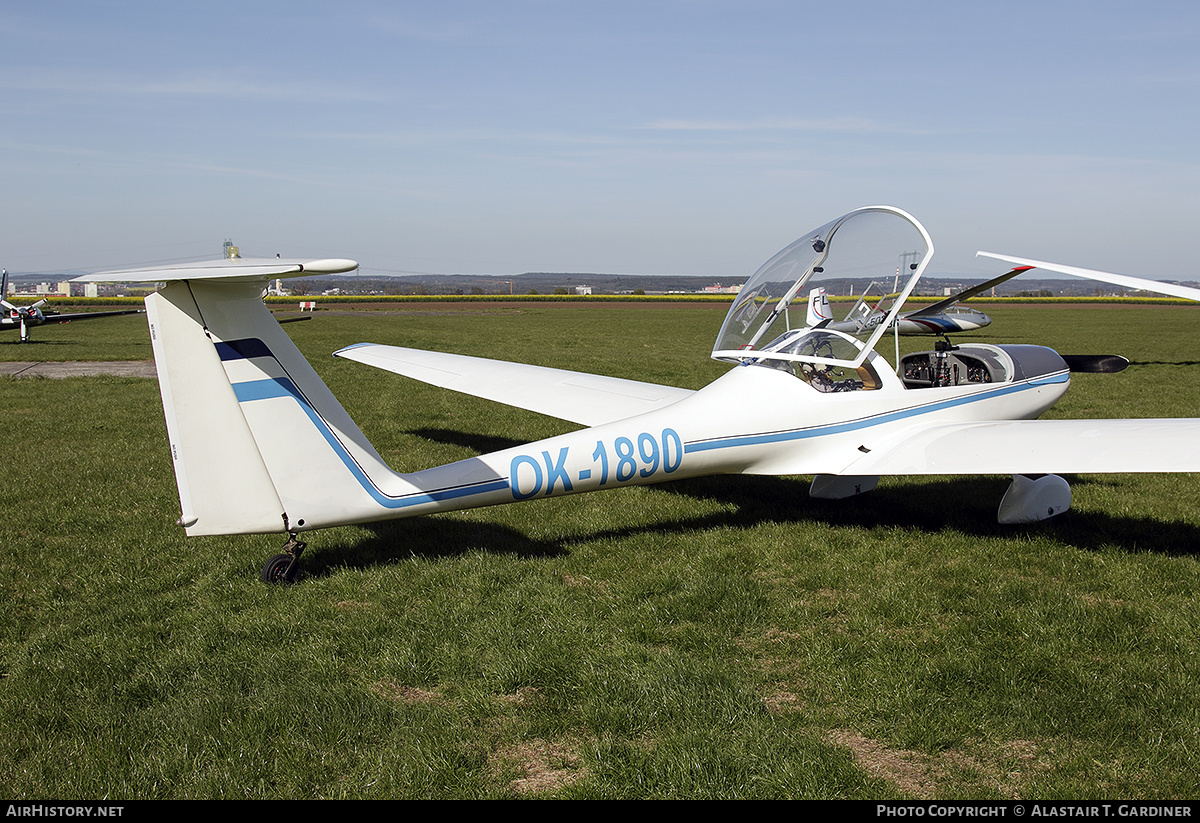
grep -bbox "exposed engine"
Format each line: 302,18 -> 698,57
900,341 -> 1068,389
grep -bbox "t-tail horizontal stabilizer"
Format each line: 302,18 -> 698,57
77,256 -> 410,541
75,257 -> 359,284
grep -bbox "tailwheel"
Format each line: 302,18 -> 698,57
261,535 -> 306,585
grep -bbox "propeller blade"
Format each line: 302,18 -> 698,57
1062,354 -> 1129,374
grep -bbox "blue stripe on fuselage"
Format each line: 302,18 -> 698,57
683,371 -> 1069,454
232,376 -> 510,509
221,340 -> 511,511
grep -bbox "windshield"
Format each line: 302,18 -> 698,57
712,206 -> 933,369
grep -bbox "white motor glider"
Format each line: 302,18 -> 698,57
76,206 -> 1200,583
811,262 -> 1037,338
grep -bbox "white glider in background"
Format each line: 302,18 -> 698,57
813,263 -> 1035,338
76,207 -> 1200,584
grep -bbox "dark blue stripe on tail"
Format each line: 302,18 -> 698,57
216,338 -> 273,361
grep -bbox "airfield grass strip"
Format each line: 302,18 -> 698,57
32,292 -> 1200,309
2,303 -> 1200,798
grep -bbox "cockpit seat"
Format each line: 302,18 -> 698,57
856,365 -> 881,391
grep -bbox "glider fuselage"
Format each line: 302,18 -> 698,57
294,346 -> 1069,530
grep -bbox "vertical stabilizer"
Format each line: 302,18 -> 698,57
806,287 -> 832,326
103,255 -> 396,536
188,279 -> 402,532
146,282 -> 286,535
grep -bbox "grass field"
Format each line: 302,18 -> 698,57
2,300 -> 1200,799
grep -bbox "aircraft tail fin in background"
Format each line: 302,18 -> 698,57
806,288 -> 832,327
82,257 -> 400,537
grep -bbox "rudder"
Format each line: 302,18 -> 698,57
96,255 -> 398,536
146,282 -> 286,535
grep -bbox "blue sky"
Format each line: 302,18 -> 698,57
3,1 -> 1199,282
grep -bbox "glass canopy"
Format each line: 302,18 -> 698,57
711,206 -> 934,369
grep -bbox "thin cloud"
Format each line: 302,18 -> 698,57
0,139 -> 329,185
645,117 -> 892,133
0,68 -> 387,103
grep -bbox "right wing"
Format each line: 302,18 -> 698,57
903,266 -> 1033,318
843,417 -> 1200,476
976,252 -> 1200,302
334,343 -> 695,427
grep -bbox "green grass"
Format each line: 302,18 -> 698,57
3,301 -> 1200,798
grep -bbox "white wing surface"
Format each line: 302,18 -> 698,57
977,252 -> 1200,302
846,418 -> 1200,476
75,257 -> 358,283
334,343 -> 695,427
